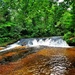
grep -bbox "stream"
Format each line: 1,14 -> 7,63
0,36 -> 75,75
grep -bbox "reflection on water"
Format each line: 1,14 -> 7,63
0,47 -> 75,75
50,55 -> 70,75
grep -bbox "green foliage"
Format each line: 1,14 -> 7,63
0,0 -> 75,45
60,12 -> 72,28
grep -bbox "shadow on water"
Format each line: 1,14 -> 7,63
0,46 -> 46,64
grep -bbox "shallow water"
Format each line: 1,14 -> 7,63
0,47 -> 75,75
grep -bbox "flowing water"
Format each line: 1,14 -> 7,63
0,36 -> 75,75
0,36 -> 70,52
17,36 -> 69,47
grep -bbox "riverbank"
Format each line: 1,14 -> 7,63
0,39 -> 18,47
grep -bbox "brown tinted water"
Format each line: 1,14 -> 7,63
0,46 -> 75,75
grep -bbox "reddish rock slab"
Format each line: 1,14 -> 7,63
0,47 -> 4,50
0,47 -> 75,75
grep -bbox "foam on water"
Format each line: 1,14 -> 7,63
27,37 -> 69,47
0,36 -> 70,52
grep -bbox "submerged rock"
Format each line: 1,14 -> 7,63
0,47 -> 75,75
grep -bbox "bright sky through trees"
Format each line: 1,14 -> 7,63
58,0 -> 64,3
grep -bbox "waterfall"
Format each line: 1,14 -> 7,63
17,36 -> 69,47
0,36 -> 70,52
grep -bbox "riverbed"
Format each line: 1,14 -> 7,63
0,46 -> 75,75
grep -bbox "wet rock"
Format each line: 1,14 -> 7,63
0,47 -> 4,50
0,47 -> 75,75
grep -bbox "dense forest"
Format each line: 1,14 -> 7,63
0,0 -> 75,46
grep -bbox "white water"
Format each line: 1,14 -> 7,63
0,37 -> 70,52
0,43 -> 20,52
27,38 -> 69,47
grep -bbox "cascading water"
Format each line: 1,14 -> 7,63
27,38 -> 69,47
0,37 -> 74,75
17,36 -> 69,47
0,36 -> 70,52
